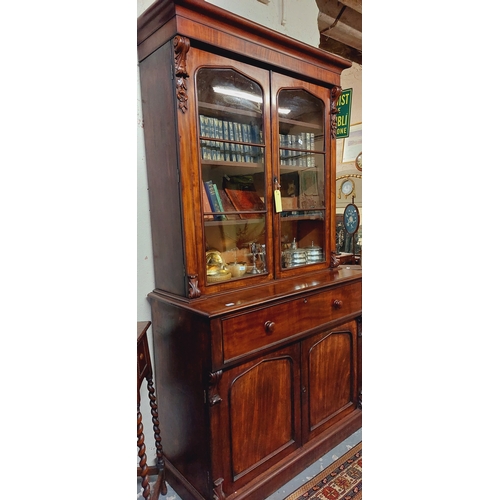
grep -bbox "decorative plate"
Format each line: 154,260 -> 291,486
343,203 -> 360,234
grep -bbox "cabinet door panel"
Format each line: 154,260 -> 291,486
301,320 -> 359,441
214,345 -> 301,494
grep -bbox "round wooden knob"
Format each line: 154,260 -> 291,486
264,321 -> 275,334
332,299 -> 343,309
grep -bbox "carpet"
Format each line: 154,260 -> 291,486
284,442 -> 362,500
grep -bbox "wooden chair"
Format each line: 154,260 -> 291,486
137,321 -> 167,500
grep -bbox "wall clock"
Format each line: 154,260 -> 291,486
343,203 -> 360,235
340,178 -> 354,198
355,151 -> 362,171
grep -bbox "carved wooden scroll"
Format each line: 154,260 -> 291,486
208,370 -> 223,406
330,85 -> 342,139
188,274 -> 201,298
330,251 -> 340,268
173,35 -> 190,113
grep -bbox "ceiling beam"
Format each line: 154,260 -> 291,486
319,14 -> 361,51
338,0 -> 362,14
319,34 -> 362,65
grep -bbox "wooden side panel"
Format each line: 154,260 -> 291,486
139,41 -> 187,296
149,296 -> 212,498
301,320 -> 359,441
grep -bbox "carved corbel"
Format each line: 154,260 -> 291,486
330,85 -> 342,139
188,274 -> 201,298
208,370 -> 223,406
330,251 -> 340,269
173,35 -> 190,113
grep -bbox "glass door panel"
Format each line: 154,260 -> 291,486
196,68 -> 268,283
277,89 -> 326,269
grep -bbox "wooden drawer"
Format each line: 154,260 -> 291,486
137,335 -> 149,380
221,281 -> 361,362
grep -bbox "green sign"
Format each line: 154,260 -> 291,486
336,88 -> 352,138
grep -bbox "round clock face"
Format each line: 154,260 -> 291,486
343,203 -> 360,234
355,152 -> 362,171
341,179 -> 354,196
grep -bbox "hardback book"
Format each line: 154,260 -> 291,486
204,180 -> 225,220
202,186 -> 214,220
212,184 -> 227,220
225,188 -> 266,219
217,187 -> 241,220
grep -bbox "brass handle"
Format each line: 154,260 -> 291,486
264,321 -> 275,334
332,299 -> 343,310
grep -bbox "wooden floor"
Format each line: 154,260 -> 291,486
137,428 -> 362,500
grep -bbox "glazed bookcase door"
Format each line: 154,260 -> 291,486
193,51 -> 273,290
271,74 -> 333,278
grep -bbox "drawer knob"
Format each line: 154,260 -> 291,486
264,321 -> 276,334
332,299 -> 343,309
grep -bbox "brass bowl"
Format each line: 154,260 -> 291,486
206,269 -> 231,283
206,250 -> 227,275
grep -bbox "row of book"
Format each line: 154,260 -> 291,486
199,114 -> 263,163
203,180 -> 265,221
279,132 -> 318,167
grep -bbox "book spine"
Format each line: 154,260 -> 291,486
228,121 -> 236,161
212,184 -> 227,220
199,115 -> 207,159
222,120 -> 231,161
204,180 -> 224,220
241,123 -> 251,162
311,133 -> 315,166
306,132 -> 312,167
235,122 -> 243,162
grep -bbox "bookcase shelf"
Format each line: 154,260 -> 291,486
198,101 -> 262,119
204,216 -> 265,226
279,117 -> 322,130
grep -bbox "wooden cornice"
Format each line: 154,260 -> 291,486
138,0 -> 352,73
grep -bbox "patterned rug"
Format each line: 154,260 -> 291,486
284,442 -> 362,500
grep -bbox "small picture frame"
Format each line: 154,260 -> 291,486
342,123 -> 362,163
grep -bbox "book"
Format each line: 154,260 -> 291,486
217,187 -> 240,220
225,188 -> 265,219
212,184 -> 227,220
201,185 -> 214,220
222,120 -> 231,160
204,180 -> 224,220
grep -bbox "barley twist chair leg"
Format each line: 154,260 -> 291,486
137,404 -> 151,500
147,376 -> 167,496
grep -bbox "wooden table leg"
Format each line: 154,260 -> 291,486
147,376 -> 167,496
137,404 -> 151,500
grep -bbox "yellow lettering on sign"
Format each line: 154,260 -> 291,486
338,92 -> 350,106
337,115 -> 348,127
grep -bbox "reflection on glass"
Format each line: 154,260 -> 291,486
278,89 -> 326,269
204,218 -> 267,281
196,68 -> 267,283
